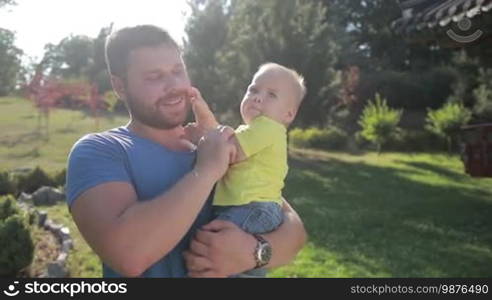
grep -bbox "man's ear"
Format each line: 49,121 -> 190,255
110,75 -> 127,101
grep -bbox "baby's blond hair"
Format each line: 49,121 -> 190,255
256,63 -> 306,107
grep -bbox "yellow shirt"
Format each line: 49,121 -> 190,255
213,116 -> 287,206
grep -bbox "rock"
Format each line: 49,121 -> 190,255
37,211 -> 48,227
46,262 -> 68,278
61,239 -> 73,252
60,227 -> 70,237
56,252 -> 68,263
31,186 -> 65,206
18,192 -> 33,203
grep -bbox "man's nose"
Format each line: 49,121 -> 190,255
161,75 -> 176,92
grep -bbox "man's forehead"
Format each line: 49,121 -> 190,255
128,44 -> 183,70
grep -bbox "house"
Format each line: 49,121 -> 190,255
393,0 -> 492,47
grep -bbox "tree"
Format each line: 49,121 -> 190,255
87,24 -> 113,93
0,28 -> 23,96
426,102 -> 472,153
472,68 -> 492,122
0,0 -> 15,9
43,35 -> 94,79
184,0 -> 230,114
358,93 -> 402,154
215,0 -> 341,127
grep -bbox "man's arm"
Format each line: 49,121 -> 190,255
184,198 -> 307,277
70,128 -> 235,277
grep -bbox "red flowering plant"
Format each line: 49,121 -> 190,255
24,70 -> 105,138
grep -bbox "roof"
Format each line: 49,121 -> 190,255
393,0 -> 492,42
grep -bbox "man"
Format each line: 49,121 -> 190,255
66,25 -> 306,278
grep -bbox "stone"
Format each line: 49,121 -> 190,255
31,186 -> 65,206
56,252 -> 68,263
46,262 -> 68,278
37,211 -> 47,227
61,239 -> 73,252
18,192 -> 33,203
59,226 -> 70,241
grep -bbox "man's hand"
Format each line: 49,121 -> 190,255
188,87 -> 219,131
184,220 -> 257,278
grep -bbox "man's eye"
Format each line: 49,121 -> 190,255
248,87 -> 258,93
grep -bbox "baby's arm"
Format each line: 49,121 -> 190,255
189,87 -> 219,131
184,87 -> 246,163
183,87 -> 219,145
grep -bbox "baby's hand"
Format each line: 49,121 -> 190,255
188,87 -> 219,131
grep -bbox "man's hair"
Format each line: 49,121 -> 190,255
105,25 -> 180,78
257,63 -> 307,105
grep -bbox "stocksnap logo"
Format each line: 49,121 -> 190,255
446,17 -> 483,43
3,281 -> 20,297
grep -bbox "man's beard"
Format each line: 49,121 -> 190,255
126,89 -> 191,130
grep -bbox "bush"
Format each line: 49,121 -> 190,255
0,171 -> 15,196
425,102 -> 472,153
385,129 -> 447,152
15,167 -> 56,194
472,68 -> 492,122
289,126 -> 348,150
0,195 -> 34,276
53,168 -> 67,188
0,194 -> 20,220
358,93 -> 403,153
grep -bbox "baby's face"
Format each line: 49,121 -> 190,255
240,68 -> 298,125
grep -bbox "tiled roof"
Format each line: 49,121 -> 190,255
393,0 -> 492,34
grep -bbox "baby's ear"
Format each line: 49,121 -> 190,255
285,109 -> 296,124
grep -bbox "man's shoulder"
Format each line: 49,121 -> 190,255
73,127 -> 129,148
69,127 -> 131,158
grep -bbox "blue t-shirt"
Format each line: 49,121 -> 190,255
66,126 -> 213,277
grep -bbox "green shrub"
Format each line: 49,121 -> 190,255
425,102 -> 472,153
385,129 -> 447,152
358,93 -> 403,153
15,166 -> 56,194
0,171 -> 15,196
0,194 -> 20,220
53,168 -> 67,188
0,195 -> 34,276
472,68 -> 492,122
289,126 -> 348,150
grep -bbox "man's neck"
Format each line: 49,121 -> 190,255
127,119 -> 192,152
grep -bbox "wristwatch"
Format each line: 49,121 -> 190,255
253,234 -> 272,269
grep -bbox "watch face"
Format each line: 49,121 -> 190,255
259,243 -> 272,263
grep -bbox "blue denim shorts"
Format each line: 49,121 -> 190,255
213,201 -> 284,278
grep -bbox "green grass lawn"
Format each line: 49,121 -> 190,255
270,149 -> 492,277
0,97 -> 128,173
2,97 -> 492,277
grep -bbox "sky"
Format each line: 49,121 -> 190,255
0,0 -> 191,61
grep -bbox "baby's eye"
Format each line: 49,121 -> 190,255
248,87 -> 258,94
268,91 -> 277,98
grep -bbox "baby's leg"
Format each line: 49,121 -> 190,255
214,201 -> 283,278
